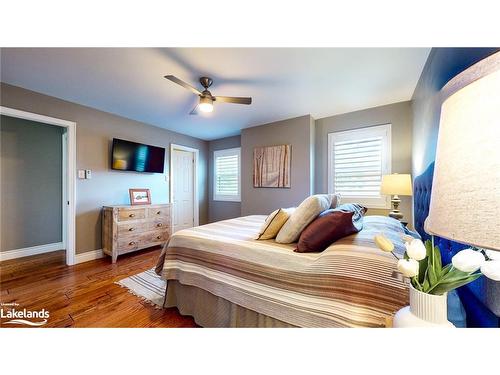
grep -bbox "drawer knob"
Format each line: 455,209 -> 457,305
128,227 -> 135,231
129,241 -> 136,246
156,211 -> 161,215
129,213 -> 135,218
156,223 -> 163,227
156,235 -> 162,240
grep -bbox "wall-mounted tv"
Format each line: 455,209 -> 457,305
111,138 -> 165,173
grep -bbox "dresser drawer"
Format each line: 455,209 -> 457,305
148,219 -> 169,231
150,231 -> 169,243
148,207 -> 170,219
117,222 -> 147,236
117,237 -> 141,253
117,208 -> 146,221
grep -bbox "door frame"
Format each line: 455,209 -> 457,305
169,144 -> 199,231
0,106 -> 77,266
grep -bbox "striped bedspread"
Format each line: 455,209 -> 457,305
156,215 -> 409,327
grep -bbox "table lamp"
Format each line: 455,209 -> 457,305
380,173 -> 412,221
424,51 -> 500,253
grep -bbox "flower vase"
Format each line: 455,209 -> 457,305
393,283 -> 455,327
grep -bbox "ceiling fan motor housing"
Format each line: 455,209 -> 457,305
199,77 -> 213,89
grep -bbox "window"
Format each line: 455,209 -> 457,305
213,147 -> 241,202
327,124 -> 391,208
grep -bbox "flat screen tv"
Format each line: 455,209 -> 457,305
111,138 -> 165,173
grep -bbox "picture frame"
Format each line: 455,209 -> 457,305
253,144 -> 291,188
129,188 -> 151,205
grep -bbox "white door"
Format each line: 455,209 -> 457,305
172,149 -> 195,233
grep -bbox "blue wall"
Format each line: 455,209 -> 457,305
411,47 -> 499,177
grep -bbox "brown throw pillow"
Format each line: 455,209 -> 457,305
295,210 -> 363,253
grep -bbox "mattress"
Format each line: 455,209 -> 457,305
156,215 -> 409,327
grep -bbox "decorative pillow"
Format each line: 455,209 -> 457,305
328,193 -> 341,209
275,194 -> 335,244
295,210 -> 363,253
319,203 -> 367,219
255,207 -> 295,240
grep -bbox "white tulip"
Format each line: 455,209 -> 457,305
405,239 -> 427,261
485,250 -> 500,261
481,261 -> 500,281
397,258 -> 419,278
451,249 -> 486,273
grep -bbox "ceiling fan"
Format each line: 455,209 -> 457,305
164,75 -> 252,115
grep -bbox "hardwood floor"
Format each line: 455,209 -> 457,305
0,247 -> 197,328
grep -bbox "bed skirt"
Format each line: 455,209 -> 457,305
165,280 -> 297,328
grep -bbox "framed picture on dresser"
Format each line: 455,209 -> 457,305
129,188 -> 151,205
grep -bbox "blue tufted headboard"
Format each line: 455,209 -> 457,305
413,162 -> 499,327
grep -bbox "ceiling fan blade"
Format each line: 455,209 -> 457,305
164,75 -> 202,95
189,104 -> 199,115
215,96 -> 252,105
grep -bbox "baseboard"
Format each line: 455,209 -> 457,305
75,249 -> 104,264
0,242 -> 64,261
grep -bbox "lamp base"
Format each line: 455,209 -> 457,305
388,211 -> 404,220
389,195 -> 404,221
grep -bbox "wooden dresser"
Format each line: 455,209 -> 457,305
102,204 -> 171,263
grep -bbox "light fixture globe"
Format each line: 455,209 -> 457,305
198,95 -> 214,113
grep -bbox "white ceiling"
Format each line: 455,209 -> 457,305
0,48 -> 430,140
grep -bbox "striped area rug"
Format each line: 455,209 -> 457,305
116,268 -> 166,307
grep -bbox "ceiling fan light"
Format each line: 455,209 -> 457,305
199,96 -> 214,113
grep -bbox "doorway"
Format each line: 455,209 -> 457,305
0,106 -> 76,265
170,144 -> 199,233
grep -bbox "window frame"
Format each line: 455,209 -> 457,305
213,147 -> 241,202
327,124 -> 392,209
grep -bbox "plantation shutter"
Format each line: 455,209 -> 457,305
214,148 -> 241,201
328,124 -> 391,208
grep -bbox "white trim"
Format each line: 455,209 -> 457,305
75,249 -> 104,264
327,124 -> 392,209
170,144 -> 200,232
0,242 -> 64,262
0,106 -> 77,265
213,147 -> 241,202
62,132 -> 68,250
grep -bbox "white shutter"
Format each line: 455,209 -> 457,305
328,124 -> 391,208
214,148 -> 241,201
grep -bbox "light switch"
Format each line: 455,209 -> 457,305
78,170 -> 86,179
85,169 -> 92,179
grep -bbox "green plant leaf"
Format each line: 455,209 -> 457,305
441,268 -> 472,282
422,277 -> 430,293
430,273 -> 482,295
418,256 -> 429,284
424,240 -> 433,257
428,262 -> 438,286
433,245 -> 442,276
441,263 -> 453,277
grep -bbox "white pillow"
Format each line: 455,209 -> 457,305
275,194 -> 337,244
328,193 -> 341,209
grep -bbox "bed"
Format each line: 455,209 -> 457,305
155,214 -> 410,327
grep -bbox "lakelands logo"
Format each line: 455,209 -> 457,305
1,302 -> 49,326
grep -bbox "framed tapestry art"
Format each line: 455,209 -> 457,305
253,144 -> 291,188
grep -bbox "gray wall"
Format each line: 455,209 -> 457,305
411,47 -> 499,177
208,135 -> 242,222
315,101 -> 413,222
1,115 -> 63,251
0,83 -> 209,255
241,115 -> 314,216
